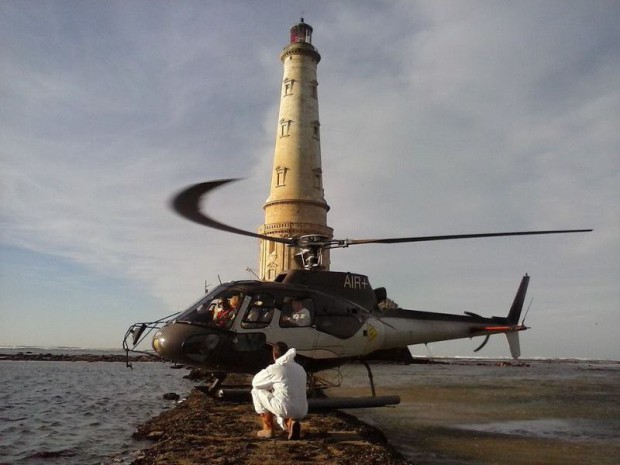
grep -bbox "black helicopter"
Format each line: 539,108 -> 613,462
123,179 -> 590,398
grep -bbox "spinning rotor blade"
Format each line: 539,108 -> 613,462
345,229 -> 592,246
171,178 -> 592,249
171,179 -> 294,245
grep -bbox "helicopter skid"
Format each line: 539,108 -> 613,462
212,387 -> 400,411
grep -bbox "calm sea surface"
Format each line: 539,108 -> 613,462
0,348 -> 194,465
1,349 -> 619,465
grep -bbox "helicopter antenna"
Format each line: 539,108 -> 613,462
217,274 -> 222,284
204,281 -> 210,294
521,297 -> 534,325
246,267 -> 260,280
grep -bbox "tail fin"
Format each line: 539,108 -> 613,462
506,332 -> 521,359
507,274 -> 530,325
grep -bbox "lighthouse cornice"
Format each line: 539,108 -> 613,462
280,43 -> 321,63
263,198 -> 330,212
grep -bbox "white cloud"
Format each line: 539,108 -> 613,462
1,1 -> 618,357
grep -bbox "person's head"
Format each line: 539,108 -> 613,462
292,300 -> 303,312
272,341 -> 289,360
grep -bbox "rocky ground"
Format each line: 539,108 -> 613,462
130,377 -> 411,465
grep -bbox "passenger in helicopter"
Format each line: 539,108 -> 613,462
280,299 -> 311,327
251,342 -> 308,440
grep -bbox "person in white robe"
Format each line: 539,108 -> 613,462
251,342 -> 308,440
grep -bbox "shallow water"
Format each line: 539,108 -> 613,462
455,418 -> 618,441
2,352 -> 619,465
330,360 -> 620,465
0,352 -> 194,465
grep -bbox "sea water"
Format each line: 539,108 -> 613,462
332,359 -> 620,464
0,349 -> 194,465
1,350 -> 619,465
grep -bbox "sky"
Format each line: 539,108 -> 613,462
1,0 -> 618,359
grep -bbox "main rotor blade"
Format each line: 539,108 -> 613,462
345,229 -> 592,246
171,178 -> 592,249
170,179 -> 295,245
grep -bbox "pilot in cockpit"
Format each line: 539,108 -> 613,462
214,295 -> 241,327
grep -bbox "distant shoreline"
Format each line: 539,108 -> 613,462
2,348 -> 617,365
0,352 -> 159,362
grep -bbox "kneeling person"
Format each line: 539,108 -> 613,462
251,342 -> 308,440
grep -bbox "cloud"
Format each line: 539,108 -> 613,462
1,1 -> 618,356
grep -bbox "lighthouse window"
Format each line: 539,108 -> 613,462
310,81 -> 318,99
313,168 -> 322,190
283,78 -> 294,96
275,166 -> 288,187
312,121 -> 320,140
280,119 -> 292,137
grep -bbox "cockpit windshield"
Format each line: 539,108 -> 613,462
176,286 -> 245,330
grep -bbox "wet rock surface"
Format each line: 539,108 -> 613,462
130,379 -> 410,465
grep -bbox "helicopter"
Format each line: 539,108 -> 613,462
123,179 -> 591,400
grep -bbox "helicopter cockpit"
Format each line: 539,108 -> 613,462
126,275 -> 375,372
174,285 -> 319,331
176,287 -> 246,330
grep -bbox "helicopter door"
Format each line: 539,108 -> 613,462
310,328 -> 345,360
310,299 -> 360,359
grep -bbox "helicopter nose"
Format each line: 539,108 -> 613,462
152,323 -> 226,365
151,324 -> 189,362
152,328 -> 172,358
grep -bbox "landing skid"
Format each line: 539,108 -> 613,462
197,362 -> 400,410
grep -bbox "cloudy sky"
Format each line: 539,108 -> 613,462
1,1 -> 618,359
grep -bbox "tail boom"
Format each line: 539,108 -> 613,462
377,275 -> 531,358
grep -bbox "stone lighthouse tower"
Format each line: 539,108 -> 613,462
258,19 -> 333,281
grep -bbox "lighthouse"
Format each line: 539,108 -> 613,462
258,19 -> 333,280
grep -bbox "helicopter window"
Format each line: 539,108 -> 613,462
313,302 -> 364,339
241,294 -> 275,329
212,293 -> 244,329
175,288 -> 245,329
280,297 -> 313,328
314,314 -> 363,339
177,296 -> 216,324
